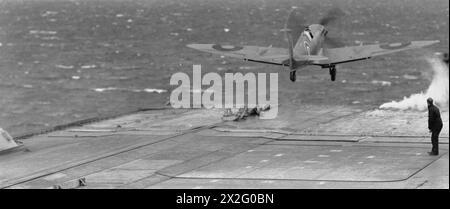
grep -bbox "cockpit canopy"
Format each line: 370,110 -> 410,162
304,27 -> 314,40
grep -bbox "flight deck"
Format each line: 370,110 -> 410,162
0,105 -> 448,189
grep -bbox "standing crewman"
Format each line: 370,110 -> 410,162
427,98 -> 443,156
443,52 -> 449,66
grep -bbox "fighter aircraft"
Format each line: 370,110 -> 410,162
187,8 -> 439,82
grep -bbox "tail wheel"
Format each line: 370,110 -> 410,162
329,67 -> 336,81
290,71 -> 297,82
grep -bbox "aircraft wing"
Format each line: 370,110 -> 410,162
187,44 -> 328,66
318,40 -> 439,65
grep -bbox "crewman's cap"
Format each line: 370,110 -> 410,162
427,97 -> 433,104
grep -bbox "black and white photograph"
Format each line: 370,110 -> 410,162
0,0 -> 448,196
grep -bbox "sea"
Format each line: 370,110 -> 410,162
0,0 -> 448,136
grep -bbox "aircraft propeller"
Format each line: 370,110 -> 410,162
319,7 -> 345,26
282,7 -> 346,81
284,7 -> 346,50
320,7 -> 346,48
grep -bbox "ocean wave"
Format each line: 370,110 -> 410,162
40,36 -> 60,40
29,30 -> 57,35
93,87 -> 167,93
81,65 -> 97,69
41,11 -> 58,17
371,80 -> 391,86
55,64 -> 74,69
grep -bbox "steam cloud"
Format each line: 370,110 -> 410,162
379,58 -> 449,111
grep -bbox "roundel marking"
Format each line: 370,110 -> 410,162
212,44 -> 244,51
379,42 -> 411,50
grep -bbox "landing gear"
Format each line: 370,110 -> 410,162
290,70 -> 297,82
329,66 -> 336,81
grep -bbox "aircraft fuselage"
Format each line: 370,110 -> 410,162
294,24 -> 325,56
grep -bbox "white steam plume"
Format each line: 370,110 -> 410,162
379,58 -> 449,111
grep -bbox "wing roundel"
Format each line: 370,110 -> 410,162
379,42 -> 412,50
212,44 -> 244,52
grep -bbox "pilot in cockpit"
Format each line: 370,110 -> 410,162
304,27 -> 314,40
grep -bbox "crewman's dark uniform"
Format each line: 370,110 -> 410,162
443,53 -> 449,66
428,103 -> 443,155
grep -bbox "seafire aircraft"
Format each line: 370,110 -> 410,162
187,8 -> 439,82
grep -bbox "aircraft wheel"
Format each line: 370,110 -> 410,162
290,71 -> 296,82
329,67 -> 336,81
